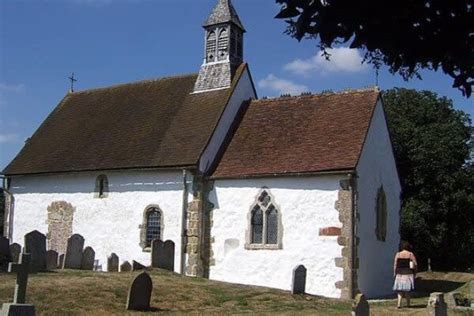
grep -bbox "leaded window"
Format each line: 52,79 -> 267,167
146,208 -> 161,247
375,186 -> 387,241
248,189 -> 282,249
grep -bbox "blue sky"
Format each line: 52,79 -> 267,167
0,0 -> 472,170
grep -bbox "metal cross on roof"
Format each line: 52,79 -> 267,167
8,253 -> 31,304
68,72 -> 77,93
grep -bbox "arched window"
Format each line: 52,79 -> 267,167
146,208 -> 161,247
218,28 -> 228,60
139,206 -> 164,250
247,189 -> 282,249
375,186 -> 387,241
94,174 -> 108,198
206,31 -> 217,62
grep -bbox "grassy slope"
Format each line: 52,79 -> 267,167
0,269 -> 350,315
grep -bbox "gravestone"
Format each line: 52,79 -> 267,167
0,236 -> 10,272
107,253 -> 119,272
81,247 -> 95,270
151,239 -> 175,271
0,253 -> 36,316
9,243 -> 21,264
132,260 -> 146,271
46,250 -> 58,270
120,261 -> 132,272
58,254 -> 65,268
63,234 -> 84,269
351,293 -> 369,316
126,271 -> 152,311
427,292 -> 447,316
291,265 -> 306,294
24,230 -> 47,272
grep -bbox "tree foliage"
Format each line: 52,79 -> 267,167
383,88 -> 473,270
275,0 -> 474,97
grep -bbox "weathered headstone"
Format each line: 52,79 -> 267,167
132,260 -> 146,271
80,247 -> 95,270
9,243 -> 21,264
427,292 -> 447,316
120,261 -> 132,272
151,239 -> 175,272
46,250 -> 59,270
58,254 -> 65,269
0,236 -> 10,272
107,253 -> 119,272
351,293 -> 369,316
63,234 -> 84,269
291,265 -> 306,294
0,253 -> 36,316
126,271 -> 152,311
24,230 -> 47,272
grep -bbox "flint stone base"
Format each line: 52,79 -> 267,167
0,303 -> 36,316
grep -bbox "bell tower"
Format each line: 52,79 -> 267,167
193,0 -> 245,93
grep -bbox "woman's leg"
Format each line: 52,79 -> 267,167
397,292 -> 403,308
406,292 -> 411,307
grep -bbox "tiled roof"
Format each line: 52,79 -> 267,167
3,64 -> 248,176
204,0 -> 245,31
212,88 -> 380,178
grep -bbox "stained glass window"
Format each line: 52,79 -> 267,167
146,208 -> 161,247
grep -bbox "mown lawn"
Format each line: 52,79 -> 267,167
0,269 -> 351,315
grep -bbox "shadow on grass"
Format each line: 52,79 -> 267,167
413,277 -> 465,297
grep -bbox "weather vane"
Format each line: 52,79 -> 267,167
68,72 -> 77,93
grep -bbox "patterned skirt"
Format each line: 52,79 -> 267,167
393,274 -> 415,292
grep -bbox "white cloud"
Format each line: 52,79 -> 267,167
0,83 -> 26,93
258,74 -> 308,96
0,134 -> 21,144
284,47 -> 368,76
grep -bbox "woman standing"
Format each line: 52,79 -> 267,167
393,240 -> 417,308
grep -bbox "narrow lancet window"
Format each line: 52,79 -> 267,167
206,31 -> 217,62
94,174 -> 109,198
251,206 -> 263,243
146,207 -> 162,247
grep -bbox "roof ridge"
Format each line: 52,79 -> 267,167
255,86 -> 380,103
70,72 -> 198,95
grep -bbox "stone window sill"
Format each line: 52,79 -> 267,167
244,243 -> 282,250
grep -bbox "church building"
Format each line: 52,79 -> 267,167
2,0 -> 401,299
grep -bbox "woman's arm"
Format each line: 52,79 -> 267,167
393,252 -> 399,276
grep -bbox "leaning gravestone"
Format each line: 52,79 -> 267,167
0,236 -> 10,272
126,271 -> 152,311
46,250 -> 59,270
120,261 -> 132,272
81,247 -> 95,270
24,230 -> 47,272
63,234 -> 84,269
0,253 -> 36,316
151,239 -> 175,272
107,253 -> 119,272
292,265 -> 307,294
9,243 -> 21,264
132,260 -> 146,271
352,293 -> 369,316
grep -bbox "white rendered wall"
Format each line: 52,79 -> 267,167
356,99 -> 401,298
209,176 -> 345,298
8,170 -> 192,273
199,68 -> 256,173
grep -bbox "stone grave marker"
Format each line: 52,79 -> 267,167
151,239 -> 175,272
46,250 -> 58,270
58,254 -> 65,268
351,293 -> 369,316
291,265 -> 306,294
81,246 -> 95,270
0,253 -> 36,316
132,260 -> 146,271
427,292 -> 447,316
24,230 -> 47,272
63,234 -> 84,269
107,253 -> 119,272
0,236 -> 10,272
126,271 -> 152,311
9,243 -> 21,264
120,261 -> 132,272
